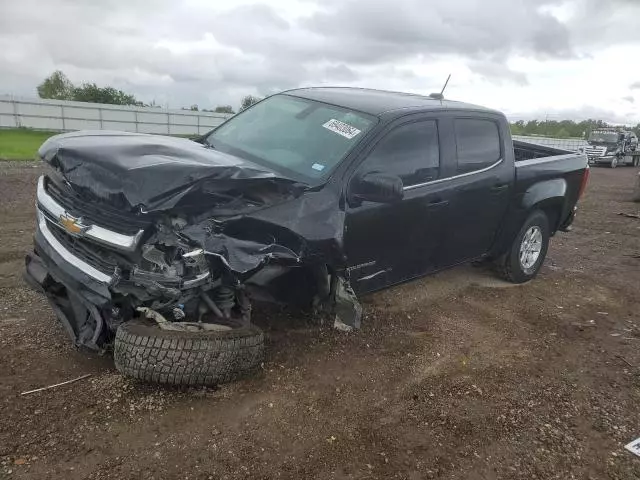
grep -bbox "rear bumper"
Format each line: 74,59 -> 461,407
25,220 -> 113,351
559,206 -> 577,232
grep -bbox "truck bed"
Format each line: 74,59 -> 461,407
513,140 -> 574,162
510,139 -> 588,235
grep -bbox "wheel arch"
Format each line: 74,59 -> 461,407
529,199 -> 563,234
489,199 -> 562,260
520,178 -> 567,233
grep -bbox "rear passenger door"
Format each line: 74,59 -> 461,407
439,116 -> 513,266
344,117 -> 454,293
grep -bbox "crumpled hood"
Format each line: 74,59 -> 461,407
39,130 -> 297,212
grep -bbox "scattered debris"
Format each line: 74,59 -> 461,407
333,314 -> 354,332
625,437 -> 640,457
618,212 -> 640,220
20,373 -> 92,396
615,355 -> 636,369
571,321 -> 597,329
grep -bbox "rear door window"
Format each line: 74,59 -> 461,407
357,120 -> 440,187
454,119 -> 501,174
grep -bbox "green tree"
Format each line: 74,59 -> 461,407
509,118 -> 624,139
214,105 -> 235,114
72,83 -> 143,106
240,95 -> 261,111
37,70 -> 73,100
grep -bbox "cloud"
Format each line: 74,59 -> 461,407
630,81 -> 640,90
303,0 -> 576,63
0,0 -> 639,118
467,60 -> 528,86
320,65 -> 360,82
622,95 -> 635,103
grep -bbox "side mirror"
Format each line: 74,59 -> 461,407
350,172 -> 404,205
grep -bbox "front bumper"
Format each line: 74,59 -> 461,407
25,234 -> 112,351
26,191 -> 117,350
588,155 -> 615,165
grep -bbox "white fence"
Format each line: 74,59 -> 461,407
0,95 -> 233,136
513,135 -> 588,152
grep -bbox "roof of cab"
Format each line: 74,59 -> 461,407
284,87 -> 499,117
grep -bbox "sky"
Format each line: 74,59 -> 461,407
1,0 -> 640,124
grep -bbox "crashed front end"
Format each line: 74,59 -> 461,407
23,175 -> 227,348
25,132 -> 359,351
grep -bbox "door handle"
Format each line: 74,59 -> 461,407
490,184 -> 509,193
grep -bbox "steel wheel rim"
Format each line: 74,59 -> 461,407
519,226 -> 543,272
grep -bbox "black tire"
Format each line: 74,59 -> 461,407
495,210 -> 550,284
114,318 -> 264,386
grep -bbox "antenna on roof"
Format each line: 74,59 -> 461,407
429,74 -> 451,100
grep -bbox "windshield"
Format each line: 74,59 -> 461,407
205,94 -> 376,182
588,132 -> 620,143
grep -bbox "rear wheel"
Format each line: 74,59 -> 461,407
495,211 -> 550,284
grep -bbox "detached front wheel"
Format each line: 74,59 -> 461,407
496,210 -> 550,284
114,318 -> 264,386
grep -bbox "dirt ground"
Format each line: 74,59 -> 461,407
1,161 -> 639,480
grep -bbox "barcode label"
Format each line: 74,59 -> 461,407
322,119 -> 361,140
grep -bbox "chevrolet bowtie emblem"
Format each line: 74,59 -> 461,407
59,213 -> 88,236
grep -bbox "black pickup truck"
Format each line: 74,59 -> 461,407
25,88 -> 589,385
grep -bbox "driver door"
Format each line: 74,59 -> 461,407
343,118 -> 452,294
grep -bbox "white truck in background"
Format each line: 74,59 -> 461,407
582,129 -> 640,168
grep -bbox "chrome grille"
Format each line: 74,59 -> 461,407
45,177 -> 152,236
46,222 -> 120,276
584,146 -> 607,157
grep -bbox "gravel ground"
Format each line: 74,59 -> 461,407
1,161 -> 639,480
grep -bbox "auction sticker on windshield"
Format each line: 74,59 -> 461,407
322,119 -> 362,140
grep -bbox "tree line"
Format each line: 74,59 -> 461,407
37,71 -> 261,114
37,72 -> 640,136
510,119 -> 640,139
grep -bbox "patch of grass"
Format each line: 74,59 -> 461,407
0,129 -> 59,160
